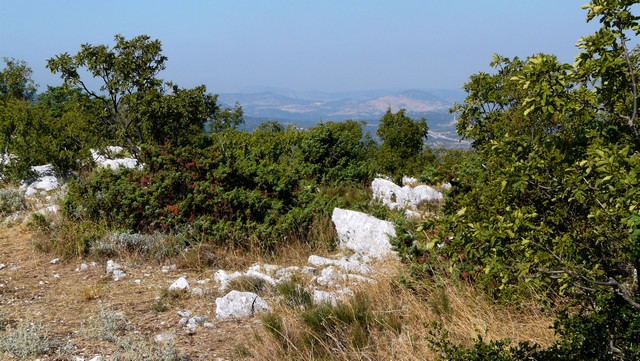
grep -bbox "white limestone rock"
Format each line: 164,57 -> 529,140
23,175 -> 60,196
154,333 -> 176,343
314,266 -> 345,288
214,270 -> 243,291
372,178 -> 443,211
275,266 -> 301,282
331,208 -> 396,259
169,276 -> 189,291
307,254 -> 370,274
313,288 -> 354,306
313,289 -> 339,306
105,260 -> 125,280
215,290 -> 270,319
91,148 -> 142,171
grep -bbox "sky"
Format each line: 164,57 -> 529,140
1,1 -> 599,94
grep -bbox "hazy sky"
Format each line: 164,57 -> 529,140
1,1 -> 597,93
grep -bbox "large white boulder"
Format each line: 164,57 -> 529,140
215,291 -> 270,319
331,208 -> 396,259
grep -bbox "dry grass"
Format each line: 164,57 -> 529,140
250,258 -> 556,360
1,218 -> 556,360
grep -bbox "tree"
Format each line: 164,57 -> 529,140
442,0 -> 640,356
0,58 -> 37,102
376,108 -> 429,177
0,58 -> 37,165
47,34 -> 227,158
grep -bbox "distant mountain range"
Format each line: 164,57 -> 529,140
218,88 -> 470,148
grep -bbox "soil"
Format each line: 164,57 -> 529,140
0,223 -> 259,360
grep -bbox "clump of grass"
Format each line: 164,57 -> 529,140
151,287 -> 190,313
260,291 -> 401,359
30,216 -> 106,258
79,285 -> 104,302
227,275 -> 268,294
276,280 -> 312,309
0,322 -> 53,358
175,242 -> 218,272
92,231 -> 185,261
234,344 -> 253,358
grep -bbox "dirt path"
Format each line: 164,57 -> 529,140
0,224 -> 258,360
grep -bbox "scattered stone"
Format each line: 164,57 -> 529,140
313,289 -> 339,306
190,316 -> 206,325
154,333 -> 176,343
308,254 -> 370,274
161,264 -> 177,273
106,260 -> 120,274
302,266 -> 317,275
204,322 -> 215,328
105,260 -> 126,281
0,264 -> 5,270
22,175 -> 61,197
79,263 -> 88,271
91,148 -> 142,170
169,277 -> 189,291
134,279 -> 141,285
215,291 -> 270,319
314,266 -> 345,288
178,310 -> 192,318
331,208 -> 396,259
112,269 -> 125,281
179,317 -> 188,326
191,287 -> 204,297
50,258 -> 60,264
37,205 -> 60,215
275,266 -> 301,282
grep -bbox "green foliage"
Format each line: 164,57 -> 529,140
47,34 -> 236,158
433,0 -> 640,357
62,129 -> 338,250
299,120 -> 375,184
0,58 -> 36,102
427,322 -> 546,361
376,108 -> 430,178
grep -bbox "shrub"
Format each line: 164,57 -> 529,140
0,322 -> 53,358
0,188 -> 27,216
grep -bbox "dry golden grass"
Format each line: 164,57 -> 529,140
1,219 -> 556,360
250,258 -> 556,360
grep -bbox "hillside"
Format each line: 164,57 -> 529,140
219,88 -> 469,148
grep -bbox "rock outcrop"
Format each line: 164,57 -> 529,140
371,177 -> 443,218
331,207 -> 396,259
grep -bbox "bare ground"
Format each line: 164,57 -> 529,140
0,223 -> 259,360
